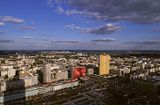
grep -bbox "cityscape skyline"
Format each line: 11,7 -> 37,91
0,0 -> 160,50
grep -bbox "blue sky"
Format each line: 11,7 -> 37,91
0,0 -> 160,50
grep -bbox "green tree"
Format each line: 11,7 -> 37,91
1,60 -> 5,64
4,74 -> 8,79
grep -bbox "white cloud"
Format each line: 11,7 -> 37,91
20,36 -> 35,39
56,6 -> 65,14
0,22 -> 5,26
52,40 -> 80,44
0,16 -> 24,24
65,23 -> 121,35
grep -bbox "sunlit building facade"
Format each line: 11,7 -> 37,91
99,53 -> 111,75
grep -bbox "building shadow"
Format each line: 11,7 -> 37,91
2,70 -> 26,105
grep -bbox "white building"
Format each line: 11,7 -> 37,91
0,65 -> 16,78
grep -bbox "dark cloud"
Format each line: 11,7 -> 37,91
91,38 -> 116,42
152,28 -> 160,33
0,16 -> 24,24
0,31 -> 4,34
21,26 -> 37,31
126,39 -> 160,45
139,40 -> 160,45
50,39 -> 117,46
65,23 -> 121,35
20,36 -> 51,42
122,39 -> 160,50
50,0 -> 160,24
39,39 -> 50,41
0,39 -> 14,43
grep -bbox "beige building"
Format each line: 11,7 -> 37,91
43,64 -> 68,83
99,53 -> 111,75
43,64 -> 51,83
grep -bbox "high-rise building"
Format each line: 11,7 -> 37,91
99,53 -> 111,75
43,64 -> 51,83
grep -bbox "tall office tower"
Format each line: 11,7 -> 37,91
43,64 -> 51,83
99,53 -> 111,75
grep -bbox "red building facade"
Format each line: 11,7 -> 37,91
72,67 -> 86,80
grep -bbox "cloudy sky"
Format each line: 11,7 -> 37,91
0,0 -> 160,50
